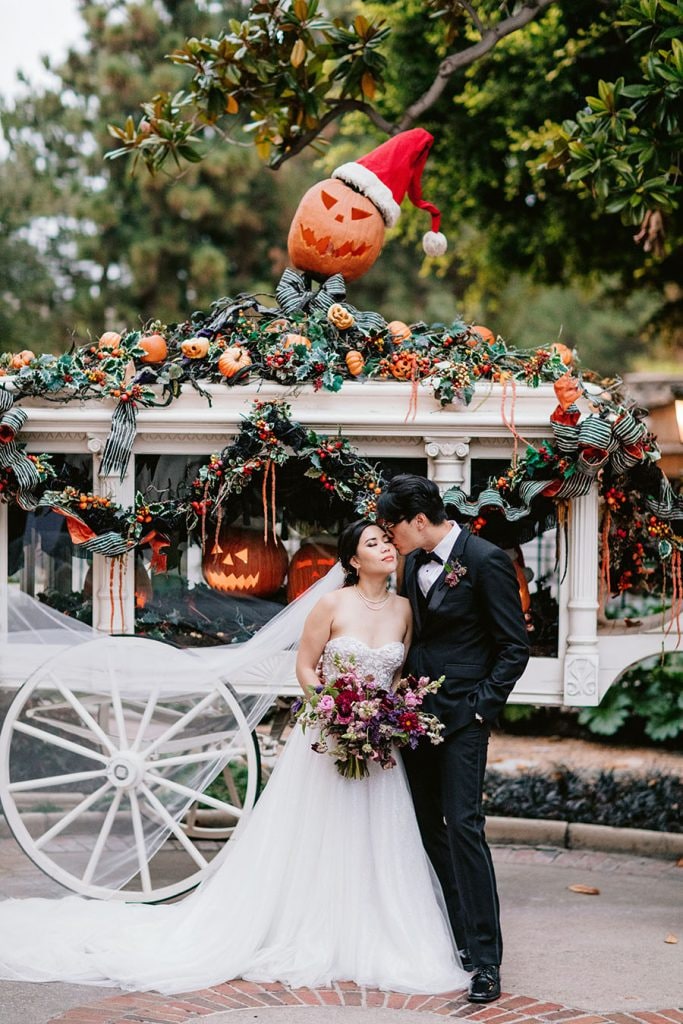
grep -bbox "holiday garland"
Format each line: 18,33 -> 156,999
0,270 -> 681,603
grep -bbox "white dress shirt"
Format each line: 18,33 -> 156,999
417,521 -> 461,597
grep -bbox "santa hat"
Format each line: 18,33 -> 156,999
332,127 -> 447,257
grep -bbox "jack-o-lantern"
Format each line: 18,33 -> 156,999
202,526 -> 288,598
181,337 -> 210,359
286,539 -> 337,602
139,333 -> 168,364
287,178 -> 385,282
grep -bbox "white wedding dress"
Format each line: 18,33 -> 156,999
0,637 -> 468,995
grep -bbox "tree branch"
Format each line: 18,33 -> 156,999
398,0 -> 557,130
269,101 -> 398,169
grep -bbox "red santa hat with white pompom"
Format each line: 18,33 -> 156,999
332,127 -> 447,257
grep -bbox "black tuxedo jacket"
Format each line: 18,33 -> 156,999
403,529 -> 530,735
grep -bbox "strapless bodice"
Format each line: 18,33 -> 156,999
322,636 -> 405,691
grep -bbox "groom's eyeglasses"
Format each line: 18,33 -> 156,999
378,517 -> 406,533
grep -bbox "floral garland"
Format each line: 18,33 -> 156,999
2,401 -> 384,561
0,270 -> 681,603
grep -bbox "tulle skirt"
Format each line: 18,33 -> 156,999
0,726 -> 468,995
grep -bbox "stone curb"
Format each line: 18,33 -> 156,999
486,815 -> 683,859
2,812 -> 681,859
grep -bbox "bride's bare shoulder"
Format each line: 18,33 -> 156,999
392,594 -> 412,617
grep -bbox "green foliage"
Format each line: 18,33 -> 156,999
578,653 -> 683,742
483,767 -> 681,831
0,0 -> 319,353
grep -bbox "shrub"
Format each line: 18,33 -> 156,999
483,768 -> 681,832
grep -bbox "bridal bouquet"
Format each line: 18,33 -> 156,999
292,655 -> 444,780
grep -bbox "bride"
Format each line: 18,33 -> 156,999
0,521 -> 469,996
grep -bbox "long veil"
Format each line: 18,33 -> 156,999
0,564 -> 345,895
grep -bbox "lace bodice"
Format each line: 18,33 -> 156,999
322,636 -> 405,691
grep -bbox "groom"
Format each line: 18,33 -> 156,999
377,475 -> 530,1003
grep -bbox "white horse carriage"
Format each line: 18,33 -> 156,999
0,380 -> 679,903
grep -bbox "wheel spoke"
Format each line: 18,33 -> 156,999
128,790 -> 152,894
141,690 -> 221,758
48,674 -> 118,755
12,722 -> 109,764
149,750 -> 225,769
34,781 -> 113,850
9,769 -> 107,792
130,687 -> 160,753
145,770 -> 242,817
139,784 -> 208,870
82,788 -> 123,885
107,653 -> 129,749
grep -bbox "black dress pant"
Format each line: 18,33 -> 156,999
402,720 -> 502,968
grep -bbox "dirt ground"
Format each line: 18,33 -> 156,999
488,731 -> 682,777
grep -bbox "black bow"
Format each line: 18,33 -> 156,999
414,549 -> 443,568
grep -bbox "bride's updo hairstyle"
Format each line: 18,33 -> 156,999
337,519 -> 374,587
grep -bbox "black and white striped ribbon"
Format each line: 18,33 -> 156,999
100,399 -> 137,479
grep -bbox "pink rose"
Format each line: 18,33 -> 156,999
318,695 -> 335,712
403,691 -> 419,707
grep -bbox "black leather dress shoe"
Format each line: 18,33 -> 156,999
458,948 -> 473,972
467,965 -> 501,1003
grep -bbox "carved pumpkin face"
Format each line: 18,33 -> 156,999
181,337 -> 210,359
202,526 -> 288,598
286,540 -> 338,602
287,178 -> 385,282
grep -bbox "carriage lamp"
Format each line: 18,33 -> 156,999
675,386 -> 683,445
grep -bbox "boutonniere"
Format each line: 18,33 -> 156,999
443,559 -> 468,588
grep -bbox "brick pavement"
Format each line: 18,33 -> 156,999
47,981 -> 683,1024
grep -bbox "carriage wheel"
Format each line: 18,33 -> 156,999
0,636 -> 259,902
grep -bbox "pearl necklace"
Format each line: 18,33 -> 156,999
354,586 -> 390,610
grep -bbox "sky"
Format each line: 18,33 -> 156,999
0,0 -> 84,99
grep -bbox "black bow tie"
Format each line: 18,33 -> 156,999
415,549 -> 443,568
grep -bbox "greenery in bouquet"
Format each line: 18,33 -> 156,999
293,655 -> 444,780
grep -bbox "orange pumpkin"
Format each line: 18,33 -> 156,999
550,342 -> 573,367
181,337 -> 210,359
202,527 -> 288,597
287,178 -> 385,282
345,350 -> 365,376
470,325 -> 495,346
10,350 -> 35,369
386,320 -> 412,344
139,333 -> 168,364
282,334 -> 311,350
98,331 -> 122,350
218,346 -> 252,378
286,539 -> 338,602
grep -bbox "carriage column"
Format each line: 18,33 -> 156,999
424,437 -> 471,494
88,432 -> 136,635
563,488 -> 600,706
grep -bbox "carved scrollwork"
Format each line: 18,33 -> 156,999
564,655 -> 599,700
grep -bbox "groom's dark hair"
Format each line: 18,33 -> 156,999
376,474 -> 448,526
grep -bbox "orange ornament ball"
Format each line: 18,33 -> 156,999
287,178 -> 385,282
139,333 -> 168,364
